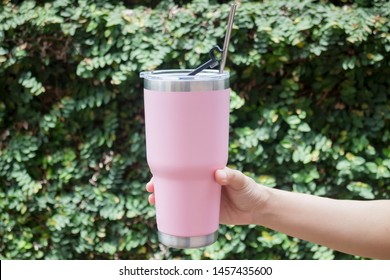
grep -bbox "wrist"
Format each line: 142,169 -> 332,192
250,184 -> 273,225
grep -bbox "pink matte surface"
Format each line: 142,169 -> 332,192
144,89 -> 230,237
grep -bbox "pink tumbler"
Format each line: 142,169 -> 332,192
141,69 -> 230,248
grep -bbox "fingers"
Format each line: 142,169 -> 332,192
148,193 -> 155,205
146,179 -> 154,193
215,167 -> 252,191
146,179 -> 155,205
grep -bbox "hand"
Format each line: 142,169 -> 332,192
146,168 -> 390,259
145,167 -> 266,225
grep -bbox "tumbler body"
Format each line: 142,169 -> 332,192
141,70 -> 230,248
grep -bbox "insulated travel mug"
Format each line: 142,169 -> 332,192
141,69 -> 230,248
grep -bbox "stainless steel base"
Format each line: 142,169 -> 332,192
158,231 -> 218,249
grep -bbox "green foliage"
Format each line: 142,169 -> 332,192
0,0 -> 389,260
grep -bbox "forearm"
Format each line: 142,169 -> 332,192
255,186 -> 390,259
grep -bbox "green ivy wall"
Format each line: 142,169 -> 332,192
0,0 -> 389,259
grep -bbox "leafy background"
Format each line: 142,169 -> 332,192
0,0 -> 389,259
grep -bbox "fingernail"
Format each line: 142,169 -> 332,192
219,170 -> 228,184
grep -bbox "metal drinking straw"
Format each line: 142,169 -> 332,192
187,3 -> 237,76
219,3 -> 237,73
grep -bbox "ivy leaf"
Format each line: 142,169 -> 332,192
298,122 -> 311,132
347,182 -> 374,199
286,115 -> 301,126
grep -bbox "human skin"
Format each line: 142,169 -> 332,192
146,167 -> 390,259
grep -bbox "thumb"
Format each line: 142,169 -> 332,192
215,167 -> 251,191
